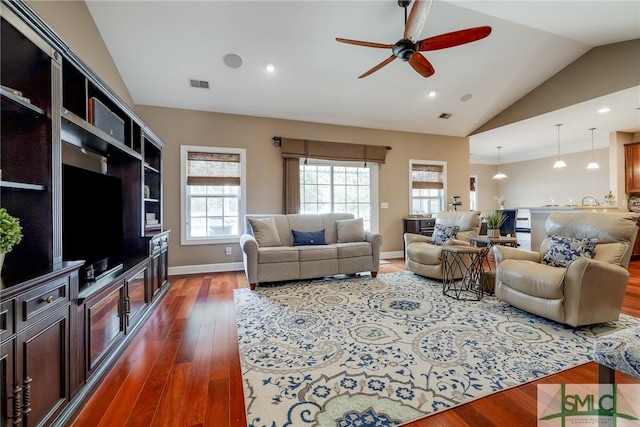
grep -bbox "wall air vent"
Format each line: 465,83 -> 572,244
189,79 -> 210,89
439,113 -> 452,119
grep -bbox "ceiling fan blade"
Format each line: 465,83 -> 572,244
336,38 -> 394,49
358,55 -> 397,78
417,26 -> 492,51
404,0 -> 433,42
408,53 -> 435,78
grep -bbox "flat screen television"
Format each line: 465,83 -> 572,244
62,164 -> 124,282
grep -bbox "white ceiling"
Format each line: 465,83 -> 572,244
85,0 -> 640,165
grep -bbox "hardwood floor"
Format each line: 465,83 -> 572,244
70,259 -> 640,427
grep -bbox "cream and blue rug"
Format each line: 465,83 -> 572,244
233,272 -> 639,427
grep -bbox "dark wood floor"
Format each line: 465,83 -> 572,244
71,259 -> 640,427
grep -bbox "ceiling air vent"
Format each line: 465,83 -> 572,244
439,113 -> 452,119
189,79 -> 210,89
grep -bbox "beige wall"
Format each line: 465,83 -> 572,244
26,0 -> 135,109
136,106 -> 470,265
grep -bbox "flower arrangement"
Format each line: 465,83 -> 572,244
0,208 -> 23,254
604,190 -> 616,206
483,210 -> 506,230
495,195 -> 505,208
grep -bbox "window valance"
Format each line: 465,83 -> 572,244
411,164 -> 443,190
186,151 -> 241,186
274,137 -> 390,164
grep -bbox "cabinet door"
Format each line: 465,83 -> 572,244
15,306 -> 68,427
85,283 -> 124,375
625,143 -> 640,193
125,267 -> 148,332
1,338 -> 18,426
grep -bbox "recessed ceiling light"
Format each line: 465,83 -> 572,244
428,90 -> 437,98
265,63 -> 275,73
598,107 -> 611,113
223,53 -> 243,69
460,93 -> 473,102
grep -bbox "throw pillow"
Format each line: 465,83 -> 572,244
336,218 -> 366,243
431,224 -> 459,246
292,229 -> 326,246
542,235 -> 599,268
248,217 -> 281,247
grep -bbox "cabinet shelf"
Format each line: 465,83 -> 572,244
0,180 -> 46,191
1,87 -> 45,115
61,109 -> 142,160
144,163 -> 160,174
144,198 -> 160,203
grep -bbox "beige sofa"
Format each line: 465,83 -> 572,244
240,213 -> 382,290
494,212 -> 639,327
404,211 -> 481,280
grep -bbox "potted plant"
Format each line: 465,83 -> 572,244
604,190 -> 616,206
0,208 -> 23,271
483,210 -> 505,238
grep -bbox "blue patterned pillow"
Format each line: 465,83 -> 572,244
292,229 -> 326,246
431,224 -> 459,246
542,235 -> 598,268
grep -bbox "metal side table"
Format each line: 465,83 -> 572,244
442,245 -> 489,301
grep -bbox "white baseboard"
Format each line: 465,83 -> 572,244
169,253 -> 404,277
381,250 -> 403,259
168,262 -> 244,276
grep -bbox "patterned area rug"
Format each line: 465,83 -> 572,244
233,272 -> 639,427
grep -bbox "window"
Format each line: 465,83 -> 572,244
299,159 -> 378,231
180,145 -> 246,245
470,175 -> 478,211
409,160 -> 446,215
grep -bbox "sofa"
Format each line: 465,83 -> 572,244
494,211 -> 639,327
404,210 -> 481,280
240,213 -> 383,290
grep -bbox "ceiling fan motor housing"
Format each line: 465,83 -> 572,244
393,39 -> 417,61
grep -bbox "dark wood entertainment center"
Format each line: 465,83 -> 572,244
1,2 -> 169,425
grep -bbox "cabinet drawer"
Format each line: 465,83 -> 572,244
17,276 -> 69,331
0,300 -> 14,341
149,233 -> 169,255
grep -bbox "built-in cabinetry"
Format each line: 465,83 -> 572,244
1,2 -> 169,425
625,143 -> 640,194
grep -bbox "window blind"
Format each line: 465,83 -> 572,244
411,164 -> 443,189
186,151 -> 241,186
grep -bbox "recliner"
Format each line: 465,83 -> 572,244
404,211 -> 481,280
494,212 -> 639,327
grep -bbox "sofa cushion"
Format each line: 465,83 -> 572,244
334,242 -> 373,258
336,218 -> 366,243
248,217 -> 281,247
257,246 -> 298,263
297,245 -> 337,261
542,235 -> 598,268
292,229 -> 326,246
498,259 -> 566,299
431,224 -> 459,246
407,242 -> 442,265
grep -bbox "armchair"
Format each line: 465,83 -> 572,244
494,212 -> 639,327
404,211 -> 481,280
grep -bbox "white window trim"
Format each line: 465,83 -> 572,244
408,159 -> 447,215
180,145 -> 247,245
302,159 -> 379,233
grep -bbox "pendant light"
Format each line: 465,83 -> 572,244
492,146 -> 507,180
553,124 -> 566,168
587,127 -> 600,169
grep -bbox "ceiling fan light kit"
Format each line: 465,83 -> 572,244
336,0 -> 491,78
553,123 -> 566,168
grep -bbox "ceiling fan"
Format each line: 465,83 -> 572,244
336,0 -> 492,78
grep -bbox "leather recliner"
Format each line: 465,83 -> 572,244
494,212 -> 639,327
404,211 -> 481,280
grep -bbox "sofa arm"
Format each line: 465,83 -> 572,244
240,234 -> 259,285
493,245 -> 541,266
366,231 -> 383,272
563,257 -> 630,326
404,232 -> 432,248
